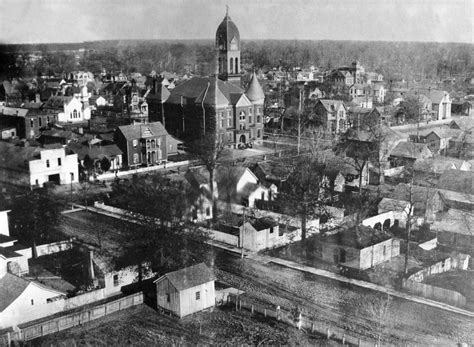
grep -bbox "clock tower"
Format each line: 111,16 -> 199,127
216,8 -> 241,86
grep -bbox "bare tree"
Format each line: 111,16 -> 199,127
192,134 -> 230,222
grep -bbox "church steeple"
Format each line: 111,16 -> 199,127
216,8 -> 241,86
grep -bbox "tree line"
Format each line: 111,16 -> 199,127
1,40 -> 472,82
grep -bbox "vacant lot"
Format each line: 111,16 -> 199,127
33,304 -> 332,346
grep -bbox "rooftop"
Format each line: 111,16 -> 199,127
321,225 -> 391,249
157,263 -> 215,291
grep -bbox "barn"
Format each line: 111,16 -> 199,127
155,263 -> 215,318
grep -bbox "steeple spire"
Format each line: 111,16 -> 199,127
226,4 -> 229,16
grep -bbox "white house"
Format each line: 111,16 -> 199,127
0,272 -> 65,329
215,166 -> 277,208
29,147 -> 79,187
155,263 -> 215,318
43,95 -> 91,123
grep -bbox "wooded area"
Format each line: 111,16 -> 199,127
1,40 -> 473,82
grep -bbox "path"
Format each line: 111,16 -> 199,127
208,239 -> 474,319
74,204 -> 474,319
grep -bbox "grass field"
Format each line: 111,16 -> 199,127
33,304 -> 334,346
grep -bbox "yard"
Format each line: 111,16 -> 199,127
423,270 -> 474,311
33,304 -> 331,346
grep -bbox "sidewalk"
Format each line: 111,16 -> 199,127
207,239 -> 474,319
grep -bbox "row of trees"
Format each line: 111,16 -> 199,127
2,40 -> 472,82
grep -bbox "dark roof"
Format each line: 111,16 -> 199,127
216,12 -> 240,50
0,273 -> 30,312
0,234 -> 16,246
67,144 -> 122,160
43,96 -> 74,110
117,122 -> 168,140
158,263 -> 215,291
0,247 -> 22,259
421,89 -> 449,104
166,77 -> 243,105
437,169 -> 474,195
413,157 -> 468,174
322,226 -> 391,249
318,99 -> 345,113
249,217 -> 278,231
390,142 -> 432,159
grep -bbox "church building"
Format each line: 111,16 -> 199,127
152,10 -> 265,148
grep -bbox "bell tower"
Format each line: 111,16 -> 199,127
215,7 -> 241,86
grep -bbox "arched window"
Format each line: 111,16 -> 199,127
73,110 -> 77,118
235,58 -> 238,74
229,58 -> 234,74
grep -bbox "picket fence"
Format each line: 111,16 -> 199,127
0,292 -> 144,346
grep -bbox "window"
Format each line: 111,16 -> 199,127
249,108 -> 252,115
257,115 -> 261,123
133,153 -> 139,163
257,129 -> 261,138
220,119 -> 224,128
31,299 -> 34,305
270,227 -> 274,234
206,207 -> 211,216
249,115 -> 252,123
133,139 -> 138,148
57,158 -> 61,166
70,173 -> 74,181
39,117 -> 42,127
166,293 -> 170,302
113,274 -> 119,286
383,245 -> 386,256
73,110 -> 77,118
227,118 -> 231,127
239,111 -> 246,121
35,179 -> 39,186
46,160 -> 50,168
195,291 -> 200,300
30,119 -> 34,128
47,116 -> 50,123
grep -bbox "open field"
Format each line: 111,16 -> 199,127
33,304 -> 333,346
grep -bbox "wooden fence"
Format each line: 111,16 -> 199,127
227,294 -> 379,346
0,292 -> 144,346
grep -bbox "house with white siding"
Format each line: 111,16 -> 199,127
155,263 -> 215,318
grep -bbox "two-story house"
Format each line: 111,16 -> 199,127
313,99 -> 347,133
422,90 -> 452,121
114,121 -> 177,168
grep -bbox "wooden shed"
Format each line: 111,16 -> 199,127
155,263 -> 215,318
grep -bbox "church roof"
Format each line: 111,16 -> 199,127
216,11 -> 240,50
245,72 -> 265,103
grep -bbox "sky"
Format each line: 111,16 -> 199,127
0,0 -> 472,44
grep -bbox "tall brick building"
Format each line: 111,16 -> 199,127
152,10 -> 265,147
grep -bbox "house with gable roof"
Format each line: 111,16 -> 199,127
114,121 -> 175,168
313,99 -> 347,133
155,263 -> 215,318
421,89 -> 451,121
43,95 -> 91,123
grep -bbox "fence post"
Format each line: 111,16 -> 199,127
311,323 -> 314,333
327,327 -> 330,339
342,333 -> 346,345
239,300 -> 242,311
276,306 -> 281,320
251,305 -> 254,314
264,308 -> 266,317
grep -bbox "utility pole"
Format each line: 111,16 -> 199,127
70,172 -> 74,210
297,87 -> 302,155
241,208 -> 246,259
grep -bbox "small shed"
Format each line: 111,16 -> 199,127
155,263 -> 215,318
